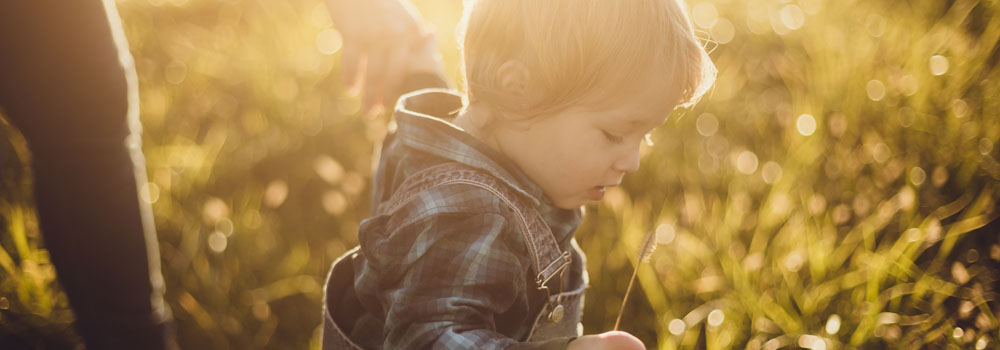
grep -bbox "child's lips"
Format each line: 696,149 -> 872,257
587,186 -> 606,200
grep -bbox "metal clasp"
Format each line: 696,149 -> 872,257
537,254 -> 571,324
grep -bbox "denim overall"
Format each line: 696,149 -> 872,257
322,163 -> 587,349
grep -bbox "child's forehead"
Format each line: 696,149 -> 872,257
582,89 -> 675,127
609,108 -> 670,129
574,99 -> 671,131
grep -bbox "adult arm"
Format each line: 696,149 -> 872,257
325,0 -> 447,113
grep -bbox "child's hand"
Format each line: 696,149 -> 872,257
567,331 -> 645,350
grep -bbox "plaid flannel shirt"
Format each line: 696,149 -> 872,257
347,89 -> 584,350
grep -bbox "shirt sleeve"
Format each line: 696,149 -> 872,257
360,209 -> 572,350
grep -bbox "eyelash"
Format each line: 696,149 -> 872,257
602,130 -> 624,144
602,129 -> 657,147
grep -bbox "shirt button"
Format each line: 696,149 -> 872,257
548,304 -> 565,323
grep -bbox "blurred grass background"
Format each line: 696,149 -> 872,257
1,0 -> 999,349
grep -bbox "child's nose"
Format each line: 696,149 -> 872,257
614,145 -> 641,173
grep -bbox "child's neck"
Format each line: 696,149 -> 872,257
453,106 -> 501,152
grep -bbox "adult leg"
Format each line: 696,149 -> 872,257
0,1 -> 175,349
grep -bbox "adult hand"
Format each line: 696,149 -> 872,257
326,0 -> 442,114
567,331 -> 646,350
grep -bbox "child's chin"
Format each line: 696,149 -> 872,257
552,197 -> 587,210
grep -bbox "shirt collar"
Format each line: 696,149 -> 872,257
393,88 -> 546,206
394,88 -> 583,242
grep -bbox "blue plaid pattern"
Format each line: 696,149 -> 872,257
346,89 -> 583,349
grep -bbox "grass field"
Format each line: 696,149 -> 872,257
2,0 -> 999,349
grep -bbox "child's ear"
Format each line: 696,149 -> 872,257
497,60 -> 531,98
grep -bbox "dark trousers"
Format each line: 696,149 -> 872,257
0,0 -> 175,348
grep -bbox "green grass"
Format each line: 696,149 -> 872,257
1,0 -> 998,349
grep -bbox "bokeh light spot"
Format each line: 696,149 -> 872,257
216,218 -> 234,237
698,153 -> 719,174
784,251 -> 804,272
264,180 -> 289,208
655,223 -> 676,244
951,99 -> 970,118
899,74 -> 919,96
960,301 -> 976,319
252,302 -> 271,321
668,318 -> 686,335
761,161 -> 783,184
828,113 -> 847,137
808,194 -> 827,215
798,335 -> 826,350
164,60 -> 187,85
951,262 -> 970,284
929,55 -> 949,76
208,231 -> 228,253
711,19 -> 736,44
825,314 -> 841,334
141,182 -> 161,204
316,28 -> 343,55
852,196 -> 871,217
770,193 -> 791,215
707,135 -> 729,157
979,138 -> 994,155
872,143 -> 890,163
866,14 -> 886,37
976,337 -> 989,350
797,114 -> 817,136
707,309 -> 725,326
696,113 -> 719,136
909,167 -> 927,186
898,187 -> 916,210
322,191 -> 348,216
736,151 -> 759,174
314,155 -> 345,184
780,5 -> 806,30
743,252 -> 764,271
866,80 -> 886,101
898,107 -> 916,127
832,204 -> 852,224
203,197 -> 230,224
877,312 -> 900,325
692,2 -> 719,29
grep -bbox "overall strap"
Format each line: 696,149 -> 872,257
376,163 -> 572,290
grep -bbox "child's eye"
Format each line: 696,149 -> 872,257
601,130 -> 625,144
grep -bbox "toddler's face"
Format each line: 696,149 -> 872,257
495,89 -> 673,209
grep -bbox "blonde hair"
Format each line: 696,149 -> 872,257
458,0 -> 716,118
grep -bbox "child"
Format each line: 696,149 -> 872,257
323,0 -> 715,348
